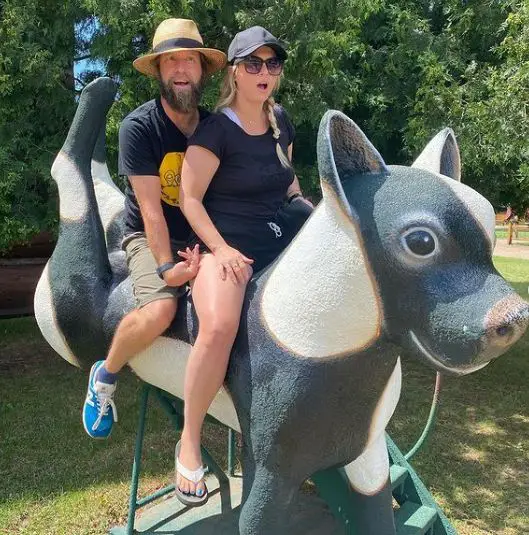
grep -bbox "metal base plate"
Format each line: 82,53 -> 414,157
110,475 -> 345,534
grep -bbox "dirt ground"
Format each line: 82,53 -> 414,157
0,260 -> 46,317
493,237 -> 529,260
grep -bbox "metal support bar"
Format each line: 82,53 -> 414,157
311,467 -> 359,535
228,429 -> 236,476
125,383 -> 151,535
404,372 -> 443,462
136,484 -> 175,507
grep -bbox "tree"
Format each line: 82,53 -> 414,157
1,0 -> 528,253
0,0 -> 89,252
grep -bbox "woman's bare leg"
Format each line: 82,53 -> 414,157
177,254 -> 251,495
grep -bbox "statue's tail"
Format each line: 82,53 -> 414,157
51,77 -> 117,277
35,77 -> 118,368
92,120 -> 126,255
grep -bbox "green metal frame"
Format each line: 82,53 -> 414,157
114,380 -> 455,535
387,435 -> 457,535
311,466 -> 360,534
119,383 -> 236,535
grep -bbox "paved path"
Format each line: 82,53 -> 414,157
494,238 -> 529,260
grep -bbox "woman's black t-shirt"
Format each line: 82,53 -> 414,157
186,106 -> 297,269
189,106 -> 295,221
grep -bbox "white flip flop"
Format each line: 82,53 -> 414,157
174,440 -> 208,507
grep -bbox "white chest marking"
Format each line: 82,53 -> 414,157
344,433 -> 389,495
34,263 -> 80,367
262,192 -> 381,358
343,359 -> 401,495
368,358 -> 402,443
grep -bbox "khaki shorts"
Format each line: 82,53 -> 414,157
123,233 -> 187,308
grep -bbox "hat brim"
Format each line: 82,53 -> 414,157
230,41 -> 287,63
133,47 -> 227,77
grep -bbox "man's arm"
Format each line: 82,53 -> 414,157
129,175 -> 173,265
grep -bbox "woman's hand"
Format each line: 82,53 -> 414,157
163,245 -> 200,287
213,244 -> 254,283
296,196 -> 314,209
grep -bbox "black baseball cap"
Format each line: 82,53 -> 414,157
227,26 -> 287,63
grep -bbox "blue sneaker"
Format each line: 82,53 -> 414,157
82,361 -> 118,439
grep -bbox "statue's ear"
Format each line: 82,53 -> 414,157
317,111 -> 388,218
412,128 -> 461,181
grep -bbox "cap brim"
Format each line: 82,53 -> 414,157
230,41 -> 287,63
133,47 -> 227,77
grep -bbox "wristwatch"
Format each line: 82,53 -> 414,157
156,262 -> 176,280
288,192 -> 303,203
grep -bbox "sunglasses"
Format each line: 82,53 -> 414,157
235,55 -> 284,76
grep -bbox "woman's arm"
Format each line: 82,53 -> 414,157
180,145 -> 225,251
286,144 -> 313,206
180,145 -> 253,282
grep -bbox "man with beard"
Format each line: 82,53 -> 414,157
82,19 -> 227,439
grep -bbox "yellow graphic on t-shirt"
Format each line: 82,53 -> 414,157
159,152 -> 184,207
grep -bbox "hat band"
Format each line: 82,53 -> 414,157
153,37 -> 204,54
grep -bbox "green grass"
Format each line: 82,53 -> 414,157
1,257 -> 528,534
495,229 -> 529,241
0,330 -> 228,534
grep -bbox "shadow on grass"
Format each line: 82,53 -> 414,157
0,319 -> 230,506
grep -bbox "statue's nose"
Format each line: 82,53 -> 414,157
485,295 -> 529,349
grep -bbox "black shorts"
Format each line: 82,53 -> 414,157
189,200 -> 313,273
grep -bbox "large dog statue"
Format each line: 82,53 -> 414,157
35,78 -> 528,535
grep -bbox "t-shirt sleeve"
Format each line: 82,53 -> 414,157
118,117 -> 159,176
275,105 -> 296,146
187,115 -> 226,160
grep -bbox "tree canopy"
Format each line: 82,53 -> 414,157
1,0 -> 528,252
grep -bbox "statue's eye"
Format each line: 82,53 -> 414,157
402,227 -> 438,258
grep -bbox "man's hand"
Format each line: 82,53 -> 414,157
162,244 -> 200,287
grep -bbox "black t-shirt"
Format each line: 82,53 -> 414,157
118,99 -> 209,241
187,106 -> 295,229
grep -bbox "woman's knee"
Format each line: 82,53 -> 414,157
200,315 -> 240,344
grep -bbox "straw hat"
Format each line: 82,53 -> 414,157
133,19 -> 227,77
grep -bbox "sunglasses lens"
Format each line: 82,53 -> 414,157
240,57 -> 284,75
266,59 -> 283,75
244,60 -> 262,74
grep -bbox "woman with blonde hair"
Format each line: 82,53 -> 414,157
176,26 -> 312,506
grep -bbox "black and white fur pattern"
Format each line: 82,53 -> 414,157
35,78 -> 529,535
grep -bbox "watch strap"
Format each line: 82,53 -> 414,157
156,262 -> 176,279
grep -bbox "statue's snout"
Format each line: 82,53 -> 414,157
483,294 -> 529,357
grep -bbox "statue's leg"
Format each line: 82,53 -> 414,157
345,482 -> 395,535
239,430 -> 256,505
341,433 -> 396,535
238,462 -> 296,535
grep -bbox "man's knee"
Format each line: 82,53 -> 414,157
141,297 -> 178,331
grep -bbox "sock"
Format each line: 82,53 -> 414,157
96,364 -> 118,385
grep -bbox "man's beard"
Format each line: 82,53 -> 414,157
159,76 -> 204,113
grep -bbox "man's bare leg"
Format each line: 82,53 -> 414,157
82,297 -> 177,438
104,298 -> 177,373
